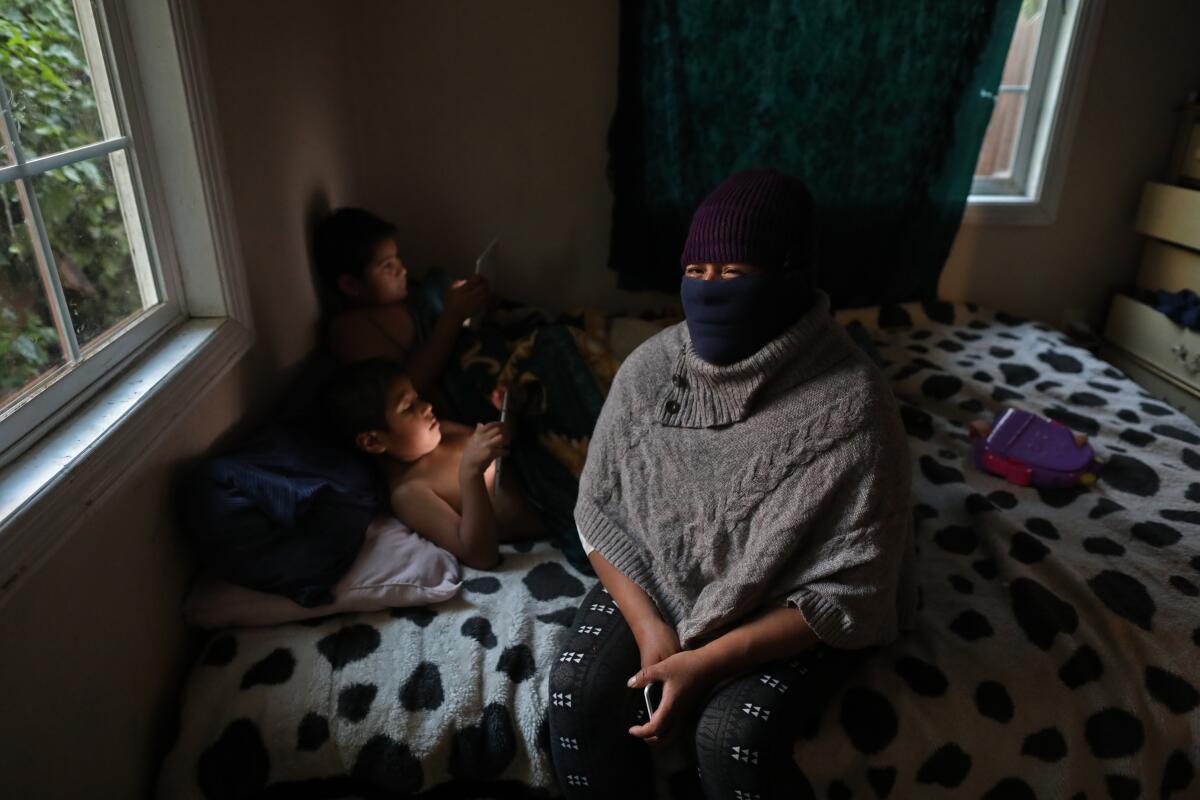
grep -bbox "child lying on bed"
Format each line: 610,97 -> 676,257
313,207 -> 489,397
324,358 -> 544,570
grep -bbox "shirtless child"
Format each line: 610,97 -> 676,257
324,358 -> 543,570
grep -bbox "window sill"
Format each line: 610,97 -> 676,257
963,193 -> 1058,225
0,316 -> 252,604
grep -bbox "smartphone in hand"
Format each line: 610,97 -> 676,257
643,682 -> 664,719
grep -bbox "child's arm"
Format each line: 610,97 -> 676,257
405,277 -> 489,396
390,484 -> 499,570
589,550 -> 680,669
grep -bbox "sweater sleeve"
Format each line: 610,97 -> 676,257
781,405 -> 915,650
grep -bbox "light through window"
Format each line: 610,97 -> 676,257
0,0 -> 167,450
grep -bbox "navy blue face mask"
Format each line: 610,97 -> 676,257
681,272 -> 811,365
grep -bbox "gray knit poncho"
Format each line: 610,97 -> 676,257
575,292 -> 916,649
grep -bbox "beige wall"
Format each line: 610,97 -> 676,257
941,0 -> 1200,329
344,0 -> 676,313
0,2 -> 356,796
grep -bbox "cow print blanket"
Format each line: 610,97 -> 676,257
158,301 -> 1199,800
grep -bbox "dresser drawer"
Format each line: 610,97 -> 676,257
1136,239 -> 1200,293
1103,293 -> 1200,392
1134,182 -> 1200,250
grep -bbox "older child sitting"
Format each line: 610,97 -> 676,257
313,207 -> 489,398
324,359 -> 543,570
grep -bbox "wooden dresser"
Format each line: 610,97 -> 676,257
1102,181 -> 1200,422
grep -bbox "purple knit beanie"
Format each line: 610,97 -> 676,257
680,168 -> 814,271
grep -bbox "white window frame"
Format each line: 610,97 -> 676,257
965,0 -> 1106,225
0,0 -> 184,459
0,0 -> 252,603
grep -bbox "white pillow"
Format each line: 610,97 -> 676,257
184,515 -> 462,629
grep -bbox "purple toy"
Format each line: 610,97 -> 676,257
967,408 -> 1104,489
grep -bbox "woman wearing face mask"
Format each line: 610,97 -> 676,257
547,169 -> 915,798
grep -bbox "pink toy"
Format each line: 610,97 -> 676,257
967,408 -> 1104,489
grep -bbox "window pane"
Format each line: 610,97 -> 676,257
31,152 -> 155,347
0,181 -> 66,407
974,0 -> 1046,180
0,0 -> 107,159
975,92 -> 1026,179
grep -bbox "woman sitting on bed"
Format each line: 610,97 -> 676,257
548,169 -> 916,798
313,207 -> 490,398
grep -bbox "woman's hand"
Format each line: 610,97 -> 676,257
626,649 -> 714,744
632,618 -> 681,672
443,275 -> 490,324
459,422 -> 507,477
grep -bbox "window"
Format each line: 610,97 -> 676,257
967,0 -> 1105,223
0,0 -> 181,461
0,0 -> 250,599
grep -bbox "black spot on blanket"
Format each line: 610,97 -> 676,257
981,777 -> 1037,800
992,386 -> 1025,403
338,683 -> 377,722
1068,391 -> 1106,407
240,648 -> 295,689
894,656 -> 948,697
920,455 -> 964,485
949,610 -> 993,641
201,635 -> 237,667
536,607 -> 577,626
1185,448 -> 1200,471
1132,521 -> 1181,547
1163,750 -> 1195,798
1088,498 -> 1124,519
390,606 -> 437,627
400,662 -> 444,711
1100,455 -> 1160,497
1163,508 -> 1200,526
1171,576 -> 1199,596
449,702 -> 517,780
1021,727 -> 1067,761
317,624 -> 381,670
1038,350 -> 1083,373
1059,645 -> 1104,689
1152,424 -> 1200,445
1011,578 -> 1077,650
463,576 -> 502,594
297,712 -> 329,751
1009,532 -> 1050,564
1105,775 -> 1140,800
496,644 -> 537,683
933,525 -> 977,555
1088,570 -> 1155,631
523,561 -> 585,600
916,743 -> 971,788
899,404 -> 934,440
461,616 -> 498,649
921,374 -> 962,400
866,767 -> 897,799
975,681 -> 1013,722
1083,536 -> 1124,556
839,688 -> 897,755
1085,708 -> 1144,759
1036,484 -> 1088,509
1145,666 -> 1200,713
998,363 -> 1036,387
1024,517 -> 1058,539
198,719 -> 269,798
353,734 -> 423,794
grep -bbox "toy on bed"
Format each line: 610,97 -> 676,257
967,407 -> 1104,488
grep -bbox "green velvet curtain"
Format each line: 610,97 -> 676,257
608,0 -> 1021,308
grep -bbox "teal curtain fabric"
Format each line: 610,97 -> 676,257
608,0 -> 1021,308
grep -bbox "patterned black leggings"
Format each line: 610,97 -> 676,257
548,583 -> 867,799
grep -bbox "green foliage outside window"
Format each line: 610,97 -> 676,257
1,0 -> 141,400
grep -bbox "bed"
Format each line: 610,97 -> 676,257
157,300 -> 1200,799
